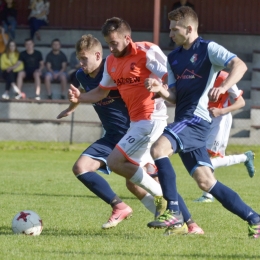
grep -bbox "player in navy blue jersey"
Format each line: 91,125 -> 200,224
145,6 -> 260,238
56,34 -> 135,229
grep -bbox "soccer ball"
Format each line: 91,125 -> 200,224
11,210 -> 43,236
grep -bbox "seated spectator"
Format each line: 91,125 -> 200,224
0,26 -> 8,54
68,51 -> 80,88
16,38 -> 44,100
44,38 -> 68,99
28,0 -> 50,41
0,40 -> 24,99
3,0 -> 17,40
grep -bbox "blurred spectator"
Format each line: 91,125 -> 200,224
169,0 -> 195,47
3,0 -> 17,40
28,0 -> 50,41
68,51 -> 80,88
0,26 -> 8,54
16,38 -> 44,100
44,38 -> 68,99
0,40 -> 24,99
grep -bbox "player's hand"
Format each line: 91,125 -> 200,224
56,108 -> 72,119
208,107 -> 222,118
144,78 -> 162,93
208,86 -> 226,102
68,84 -> 80,103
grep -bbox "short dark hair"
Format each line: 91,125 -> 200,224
24,38 -> 34,43
101,17 -> 131,37
51,38 -> 60,44
168,6 -> 198,28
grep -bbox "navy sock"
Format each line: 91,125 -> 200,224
178,193 -> 191,222
210,181 -> 260,224
77,172 -> 116,204
155,157 -> 179,213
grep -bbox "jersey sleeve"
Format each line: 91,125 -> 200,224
167,60 -> 176,89
145,45 -> 168,82
99,58 -> 118,90
227,84 -> 243,100
208,42 -> 237,68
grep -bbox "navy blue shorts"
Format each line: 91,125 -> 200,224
162,116 -> 213,175
81,137 -> 116,175
164,116 -> 211,153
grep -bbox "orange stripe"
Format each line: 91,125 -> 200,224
207,149 -> 224,158
115,144 -> 140,166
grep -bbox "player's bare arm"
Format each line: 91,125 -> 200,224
145,78 -> 176,104
69,84 -> 109,104
209,57 -> 247,102
56,102 -> 79,119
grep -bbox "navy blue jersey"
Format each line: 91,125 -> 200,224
76,60 -> 130,144
167,37 -> 236,123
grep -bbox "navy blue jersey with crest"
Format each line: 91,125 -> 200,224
167,37 -> 236,123
76,60 -> 130,144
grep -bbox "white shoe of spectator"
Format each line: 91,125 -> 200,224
2,93 -> 9,100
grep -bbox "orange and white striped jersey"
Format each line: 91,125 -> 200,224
99,41 -> 168,121
208,71 -> 243,109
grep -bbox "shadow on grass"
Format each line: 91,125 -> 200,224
0,191 -> 135,200
33,249 -> 260,259
0,226 -> 12,235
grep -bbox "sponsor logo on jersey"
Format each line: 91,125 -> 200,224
114,77 -> 141,86
176,69 -> 202,80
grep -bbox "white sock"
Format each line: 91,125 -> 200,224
140,193 -> 155,214
211,154 -> 247,169
202,191 -> 213,199
130,167 -> 162,197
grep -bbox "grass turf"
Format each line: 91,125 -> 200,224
0,141 -> 260,260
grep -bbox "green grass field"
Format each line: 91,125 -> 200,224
0,141 -> 260,260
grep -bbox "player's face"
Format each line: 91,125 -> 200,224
169,20 -> 189,47
104,32 -> 130,58
77,50 -> 100,75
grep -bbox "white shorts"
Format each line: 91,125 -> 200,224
116,119 -> 167,167
206,112 -> 232,157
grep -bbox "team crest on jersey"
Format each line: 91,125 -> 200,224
190,54 -> 198,63
111,67 -> 116,72
130,62 -> 136,70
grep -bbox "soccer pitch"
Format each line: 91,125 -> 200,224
0,141 -> 260,260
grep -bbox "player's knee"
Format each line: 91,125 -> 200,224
195,177 -> 215,192
150,142 -> 165,159
72,163 -> 88,176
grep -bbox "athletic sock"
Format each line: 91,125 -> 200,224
155,157 -> 180,213
140,193 -> 156,214
110,195 -> 123,208
77,171 -> 116,204
209,181 -> 260,224
178,193 -> 191,222
129,167 -> 162,197
202,191 -> 213,199
211,154 -> 247,169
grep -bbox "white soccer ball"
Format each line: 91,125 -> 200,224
12,210 -> 43,236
